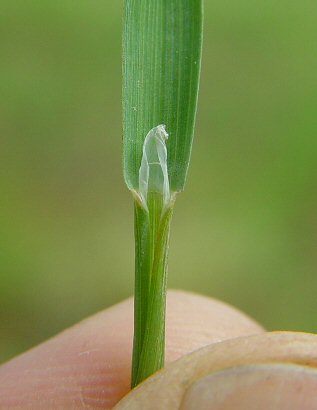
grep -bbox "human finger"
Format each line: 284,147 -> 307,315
0,290 -> 263,409
114,332 -> 317,410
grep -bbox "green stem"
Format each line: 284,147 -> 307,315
131,192 -> 174,388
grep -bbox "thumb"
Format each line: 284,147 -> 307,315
114,332 -> 317,409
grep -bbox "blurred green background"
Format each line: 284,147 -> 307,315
1,1 -> 317,364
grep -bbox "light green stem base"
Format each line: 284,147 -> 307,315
131,192 -> 174,388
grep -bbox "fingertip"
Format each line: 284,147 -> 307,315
0,290 -> 263,409
166,290 -> 263,361
0,298 -> 134,409
114,332 -> 317,410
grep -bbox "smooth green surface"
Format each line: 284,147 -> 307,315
123,0 -> 203,192
1,1 -> 317,364
132,195 -> 173,386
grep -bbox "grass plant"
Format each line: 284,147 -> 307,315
123,0 -> 203,387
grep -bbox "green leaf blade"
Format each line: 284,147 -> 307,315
123,0 -> 203,192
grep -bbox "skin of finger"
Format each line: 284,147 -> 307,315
0,290 -> 263,409
180,364 -> 317,410
114,332 -> 317,410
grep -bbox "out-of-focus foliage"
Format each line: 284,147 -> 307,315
1,0 -> 317,363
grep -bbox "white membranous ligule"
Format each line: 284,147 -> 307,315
138,124 -> 170,211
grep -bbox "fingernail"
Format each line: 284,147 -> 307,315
180,363 -> 317,410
